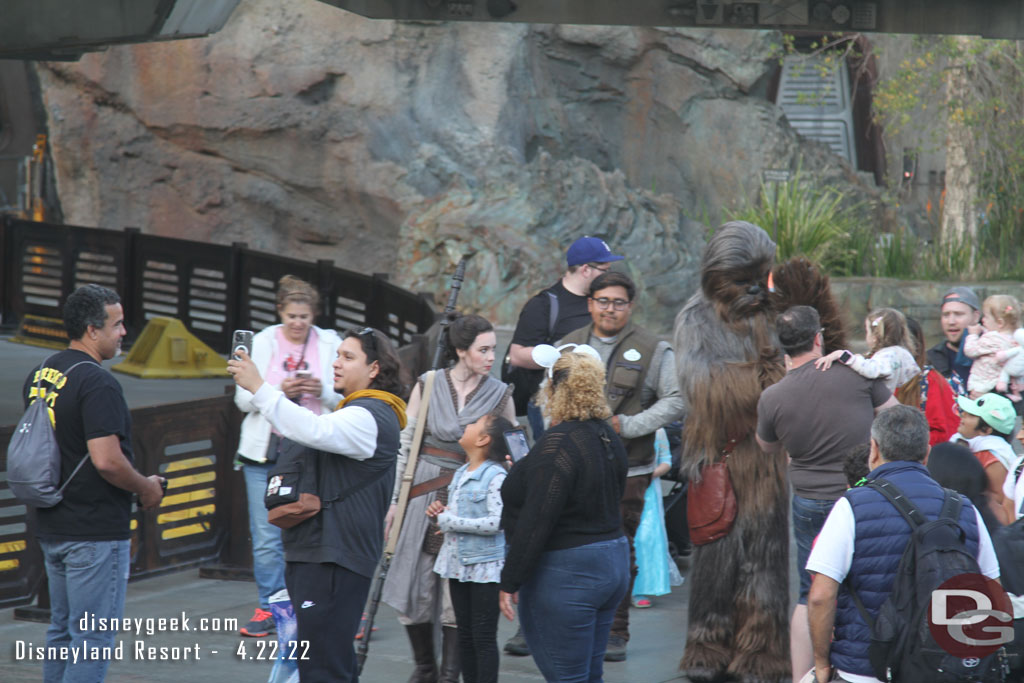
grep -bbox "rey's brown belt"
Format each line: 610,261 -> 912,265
408,447 -> 465,499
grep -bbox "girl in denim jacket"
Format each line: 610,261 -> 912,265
427,414 -> 514,683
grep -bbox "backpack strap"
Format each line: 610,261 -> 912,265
937,488 -> 963,523
865,478 -> 928,530
545,291 -> 559,343
37,357 -> 102,494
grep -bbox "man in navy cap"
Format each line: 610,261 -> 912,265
927,286 -> 981,392
500,235 -> 624,656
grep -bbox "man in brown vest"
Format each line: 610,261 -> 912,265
560,271 -> 685,661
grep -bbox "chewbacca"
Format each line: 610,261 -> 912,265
674,222 -> 845,683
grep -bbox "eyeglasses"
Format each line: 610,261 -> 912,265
358,327 -> 378,354
591,297 -> 631,311
587,263 -> 611,274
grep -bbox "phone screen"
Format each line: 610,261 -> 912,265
503,428 -> 530,463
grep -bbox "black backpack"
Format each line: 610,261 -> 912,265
501,290 -> 558,415
848,478 -> 1007,682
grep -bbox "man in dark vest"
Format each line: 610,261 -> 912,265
560,270 -> 685,661
806,405 -> 1000,683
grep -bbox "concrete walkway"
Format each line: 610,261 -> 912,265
0,566 -> 692,682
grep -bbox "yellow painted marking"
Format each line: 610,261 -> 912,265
0,559 -> 19,572
161,523 -> 211,540
162,488 -> 215,507
0,540 -> 27,555
158,505 -> 215,524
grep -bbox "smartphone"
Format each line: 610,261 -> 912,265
503,428 -> 530,463
295,370 -> 312,379
231,330 -> 254,360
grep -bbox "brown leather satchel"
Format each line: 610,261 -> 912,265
687,437 -> 740,546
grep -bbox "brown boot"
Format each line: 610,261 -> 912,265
438,626 -> 461,683
405,623 -> 438,683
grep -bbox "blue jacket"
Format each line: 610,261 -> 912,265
831,460 -> 981,675
440,460 -> 506,565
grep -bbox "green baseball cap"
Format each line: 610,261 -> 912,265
957,393 -> 1016,435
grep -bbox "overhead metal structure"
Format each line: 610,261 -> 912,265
0,0 -> 241,61
316,1 -> 1024,40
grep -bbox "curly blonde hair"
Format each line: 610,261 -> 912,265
542,352 -> 611,424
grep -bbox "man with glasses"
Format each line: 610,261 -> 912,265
559,271 -> 685,661
505,236 -> 624,441
755,306 -> 898,680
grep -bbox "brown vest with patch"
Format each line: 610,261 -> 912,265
560,321 -> 661,470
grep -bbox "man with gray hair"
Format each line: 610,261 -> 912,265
756,305 -> 897,679
23,284 -> 165,682
806,405 -> 1000,682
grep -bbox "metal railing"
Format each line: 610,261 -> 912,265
0,216 -> 437,353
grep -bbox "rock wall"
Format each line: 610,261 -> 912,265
35,0 -> 877,332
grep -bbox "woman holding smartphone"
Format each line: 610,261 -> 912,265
382,313 -> 515,683
426,413 -> 515,683
233,275 -> 342,638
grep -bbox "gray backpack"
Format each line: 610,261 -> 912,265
8,359 -> 95,507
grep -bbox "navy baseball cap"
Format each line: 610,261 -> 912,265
566,236 -> 624,267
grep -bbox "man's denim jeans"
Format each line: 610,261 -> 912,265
792,494 -> 837,605
243,462 -> 286,608
40,538 -> 130,683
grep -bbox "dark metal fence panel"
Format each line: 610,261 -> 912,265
132,234 -> 241,353
128,394 -> 241,577
1,218 -> 437,354
2,217 -> 131,329
236,249 -> 319,332
0,393 -> 243,607
0,424 -> 46,610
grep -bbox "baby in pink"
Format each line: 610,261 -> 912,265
964,294 -> 1021,399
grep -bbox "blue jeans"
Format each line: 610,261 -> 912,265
40,538 -> 130,683
792,494 -> 837,604
519,537 -> 629,682
243,463 -> 286,608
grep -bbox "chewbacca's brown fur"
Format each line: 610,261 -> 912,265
675,223 -> 844,683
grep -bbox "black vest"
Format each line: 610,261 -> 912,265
282,397 -> 400,577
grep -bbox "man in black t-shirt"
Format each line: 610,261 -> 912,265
507,236 -> 624,435
24,284 -> 164,682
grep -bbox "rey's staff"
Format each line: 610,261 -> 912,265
357,254 -> 470,674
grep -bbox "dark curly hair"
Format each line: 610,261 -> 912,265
345,328 -> 408,398
64,284 -> 121,340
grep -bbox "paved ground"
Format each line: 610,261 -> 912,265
0,566 -> 697,682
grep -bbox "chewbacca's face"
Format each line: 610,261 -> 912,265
700,222 -> 776,322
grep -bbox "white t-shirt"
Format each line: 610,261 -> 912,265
1003,454 -> 1024,521
806,495 -> 1000,683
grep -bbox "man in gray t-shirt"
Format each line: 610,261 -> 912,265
755,306 -> 898,681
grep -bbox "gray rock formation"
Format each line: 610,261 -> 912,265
35,0 -> 878,331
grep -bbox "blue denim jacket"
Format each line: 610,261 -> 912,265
444,460 -> 506,565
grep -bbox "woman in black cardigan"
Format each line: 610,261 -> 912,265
499,350 -> 629,682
